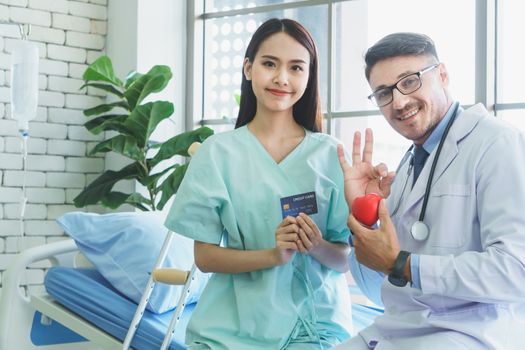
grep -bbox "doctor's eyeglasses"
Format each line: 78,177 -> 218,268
367,63 -> 441,107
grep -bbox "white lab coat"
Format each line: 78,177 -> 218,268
346,104 -> 525,349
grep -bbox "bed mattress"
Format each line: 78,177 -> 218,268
45,267 -> 194,350
45,267 -> 382,349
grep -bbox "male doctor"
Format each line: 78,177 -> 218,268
333,32 -> 525,349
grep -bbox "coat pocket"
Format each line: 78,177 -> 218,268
427,184 -> 473,248
431,184 -> 471,197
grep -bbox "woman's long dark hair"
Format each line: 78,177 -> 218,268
235,18 -> 322,132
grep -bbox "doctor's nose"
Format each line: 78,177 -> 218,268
391,88 -> 410,110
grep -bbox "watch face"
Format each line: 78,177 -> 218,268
388,274 -> 408,287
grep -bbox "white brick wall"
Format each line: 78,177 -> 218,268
0,220 -> 20,236
53,13 -> 91,33
47,204 -> 78,219
9,7 -> 52,27
40,58 -> 68,76
48,43 -> 86,63
68,124 -> 103,141
68,62 -> 88,79
5,236 -> 46,252
0,0 -> 108,290
48,107 -> 85,124
2,37 -> 46,57
48,139 -> 86,156
4,203 -> 47,219
5,136 -> 47,154
27,25 -> 66,44
3,170 -> 46,186
66,31 -> 104,50
47,172 -> 85,188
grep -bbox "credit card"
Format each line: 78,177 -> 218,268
280,191 -> 318,219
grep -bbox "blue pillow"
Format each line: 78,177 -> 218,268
56,211 -> 209,314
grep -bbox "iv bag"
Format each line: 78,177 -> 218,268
10,40 -> 39,132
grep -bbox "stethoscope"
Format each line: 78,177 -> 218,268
391,103 -> 460,241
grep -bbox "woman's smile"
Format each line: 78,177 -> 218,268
266,88 -> 292,97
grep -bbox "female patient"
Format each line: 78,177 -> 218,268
165,18 -> 352,349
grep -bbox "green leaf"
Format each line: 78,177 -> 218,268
82,55 -> 123,86
84,101 -> 129,117
100,192 -> 132,209
100,192 -> 152,211
80,82 -> 124,98
125,193 -> 153,210
124,65 -> 172,110
84,114 -> 129,135
156,164 -> 188,210
76,57 -> 214,212
89,135 -> 144,161
73,163 -> 142,207
140,165 -> 175,188
123,101 -> 174,148
149,126 -> 213,168
124,71 -> 143,89
234,92 -> 241,106
146,140 -> 162,149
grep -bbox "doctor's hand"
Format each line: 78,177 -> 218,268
337,128 -> 395,206
274,216 -> 300,265
348,200 -> 401,275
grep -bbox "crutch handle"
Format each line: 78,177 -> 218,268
152,268 -> 189,285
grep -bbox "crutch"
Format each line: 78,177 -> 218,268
122,230 -> 195,350
156,263 -> 197,350
123,141 -> 202,349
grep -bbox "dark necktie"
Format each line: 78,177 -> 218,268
413,145 -> 429,187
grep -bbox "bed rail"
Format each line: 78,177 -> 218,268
0,235 -> 195,350
0,239 -> 97,350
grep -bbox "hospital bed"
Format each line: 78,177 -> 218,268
0,236 -> 383,350
0,231 -> 196,350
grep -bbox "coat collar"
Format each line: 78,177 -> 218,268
399,103 -> 488,215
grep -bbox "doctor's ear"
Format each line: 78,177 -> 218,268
243,58 -> 252,81
438,63 -> 449,86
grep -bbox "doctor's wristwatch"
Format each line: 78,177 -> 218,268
388,250 -> 410,287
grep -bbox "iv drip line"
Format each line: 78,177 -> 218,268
19,130 -> 29,236
2,20 -> 36,236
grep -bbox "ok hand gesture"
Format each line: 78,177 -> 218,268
337,128 -> 396,206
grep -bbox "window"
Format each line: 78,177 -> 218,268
496,0 -> 525,130
190,0 -> 484,169
333,0 -> 475,113
497,0 -> 525,104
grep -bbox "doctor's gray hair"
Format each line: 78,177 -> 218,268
364,32 -> 440,81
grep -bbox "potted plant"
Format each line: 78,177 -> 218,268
73,55 -> 213,211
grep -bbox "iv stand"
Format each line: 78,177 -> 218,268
0,20 -> 31,40
1,20 -> 33,236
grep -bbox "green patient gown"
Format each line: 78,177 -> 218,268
165,126 -> 352,350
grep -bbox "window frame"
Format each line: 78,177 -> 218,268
186,0 -> 523,134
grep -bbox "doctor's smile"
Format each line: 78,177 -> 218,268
396,106 -> 420,122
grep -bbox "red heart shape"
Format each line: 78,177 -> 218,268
351,193 -> 382,226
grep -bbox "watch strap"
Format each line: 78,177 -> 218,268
388,250 -> 410,287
